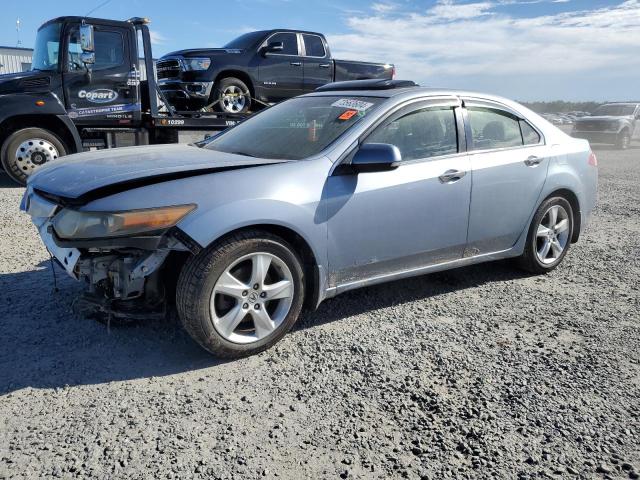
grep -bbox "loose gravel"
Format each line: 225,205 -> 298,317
1,145 -> 639,480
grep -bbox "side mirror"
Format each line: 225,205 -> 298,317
80,24 -> 95,52
80,52 -> 95,65
264,41 -> 284,54
351,143 -> 401,173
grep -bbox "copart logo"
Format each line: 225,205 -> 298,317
78,89 -> 118,103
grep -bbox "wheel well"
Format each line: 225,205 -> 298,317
213,224 -> 320,310
213,71 -> 255,99
546,189 -> 581,243
0,115 -> 78,155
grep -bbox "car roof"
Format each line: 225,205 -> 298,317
306,85 -> 524,106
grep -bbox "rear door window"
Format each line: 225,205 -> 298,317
467,107 -> 523,151
303,34 -> 326,57
364,107 -> 458,161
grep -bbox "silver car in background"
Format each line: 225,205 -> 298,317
22,80 -> 598,358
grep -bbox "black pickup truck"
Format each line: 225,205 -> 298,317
571,103 -> 640,150
157,29 -> 395,113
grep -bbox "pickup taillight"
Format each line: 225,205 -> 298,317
588,150 -> 598,167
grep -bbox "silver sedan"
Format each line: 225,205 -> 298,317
22,80 -> 598,358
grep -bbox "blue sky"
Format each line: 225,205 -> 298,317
1,0 -> 638,101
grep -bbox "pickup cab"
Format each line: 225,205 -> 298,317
156,29 -> 395,113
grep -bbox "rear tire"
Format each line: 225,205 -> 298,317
176,230 -> 305,358
212,77 -> 252,114
1,127 -> 67,186
516,196 -> 574,274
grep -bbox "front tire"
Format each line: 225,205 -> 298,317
1,127 -> 67,185
212,77 -> 252,114
176,230 -> 305,358
517,197 -> 574,274
616,130 -> 631,150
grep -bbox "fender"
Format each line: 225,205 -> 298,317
0,92 -> 82,152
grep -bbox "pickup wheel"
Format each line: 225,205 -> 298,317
1,127 -> 67,186
213,77 -> 252,114
176,230 -> 305,358
616,130 -> 631,150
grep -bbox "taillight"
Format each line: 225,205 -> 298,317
391,66 -> 396,79
588,150 -> 598,167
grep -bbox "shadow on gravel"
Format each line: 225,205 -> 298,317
297,259 -> 532,331
0,173 -> 19,189
0,262 -> 224,395
0,257 -> 531,394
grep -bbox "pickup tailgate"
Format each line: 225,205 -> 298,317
333,60 -> 394,82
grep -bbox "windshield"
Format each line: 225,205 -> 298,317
205,96 -> 385,160
223,31 -> 267,49
31,23 -> 61,71
592,104 -> 636,116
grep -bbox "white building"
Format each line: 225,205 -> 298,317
0,46 -> 33,74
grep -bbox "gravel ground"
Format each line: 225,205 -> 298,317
1,145 -> 639,480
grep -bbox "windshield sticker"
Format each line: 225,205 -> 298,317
338,109 -> 358,121
331,99 -> 374,112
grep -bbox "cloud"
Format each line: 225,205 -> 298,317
149,30 -> 168,46
327,0 -> 640,100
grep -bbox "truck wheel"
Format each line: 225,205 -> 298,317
1,128 -> 67,185
176,230 -> 305,358
616,130 -> 631,150
213,77 -> 252,114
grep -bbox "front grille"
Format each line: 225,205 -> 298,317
156,59 -> 181,80
576,121 -> 608,132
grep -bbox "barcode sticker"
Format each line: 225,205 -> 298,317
331,99 -> 374,112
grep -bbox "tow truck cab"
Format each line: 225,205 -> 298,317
0,16 -> 242,185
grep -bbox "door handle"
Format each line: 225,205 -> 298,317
290,62 -> 302,66
524,155 -> 543,167
319,63 -> 331,68
439,169 -> 466,183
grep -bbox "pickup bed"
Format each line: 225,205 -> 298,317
157,29 -> 394,113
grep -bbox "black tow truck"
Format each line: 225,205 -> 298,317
0,16 -> 249,185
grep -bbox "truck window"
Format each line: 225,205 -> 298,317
267,33 -> 298,55
68,29 -> 125,71
303,34 -> 326,57
31,23 -> 61,71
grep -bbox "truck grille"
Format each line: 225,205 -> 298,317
577,121 -> 608,131
156,59 -> 181,80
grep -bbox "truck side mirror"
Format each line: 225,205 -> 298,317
265,41 -> 284,54
80,52 -> 95,65
80,24 -> 95,52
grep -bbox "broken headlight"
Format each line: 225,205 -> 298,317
52,205 -> 196,239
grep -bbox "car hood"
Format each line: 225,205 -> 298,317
162,48 -> 243,58
575,115 -> 632,122
28,144 -> 287,204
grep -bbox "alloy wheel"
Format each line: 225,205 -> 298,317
210,252 -> 294,344
221,85 -> 247,113
535,205 -> 570,265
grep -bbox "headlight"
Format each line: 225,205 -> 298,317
182,57 -> 211,71
52,205 -> 196,239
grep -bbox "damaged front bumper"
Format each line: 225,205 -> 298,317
22,189 -> 195,317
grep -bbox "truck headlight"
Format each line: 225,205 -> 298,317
52,205 -> 196,239
182,58 -> 211,71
